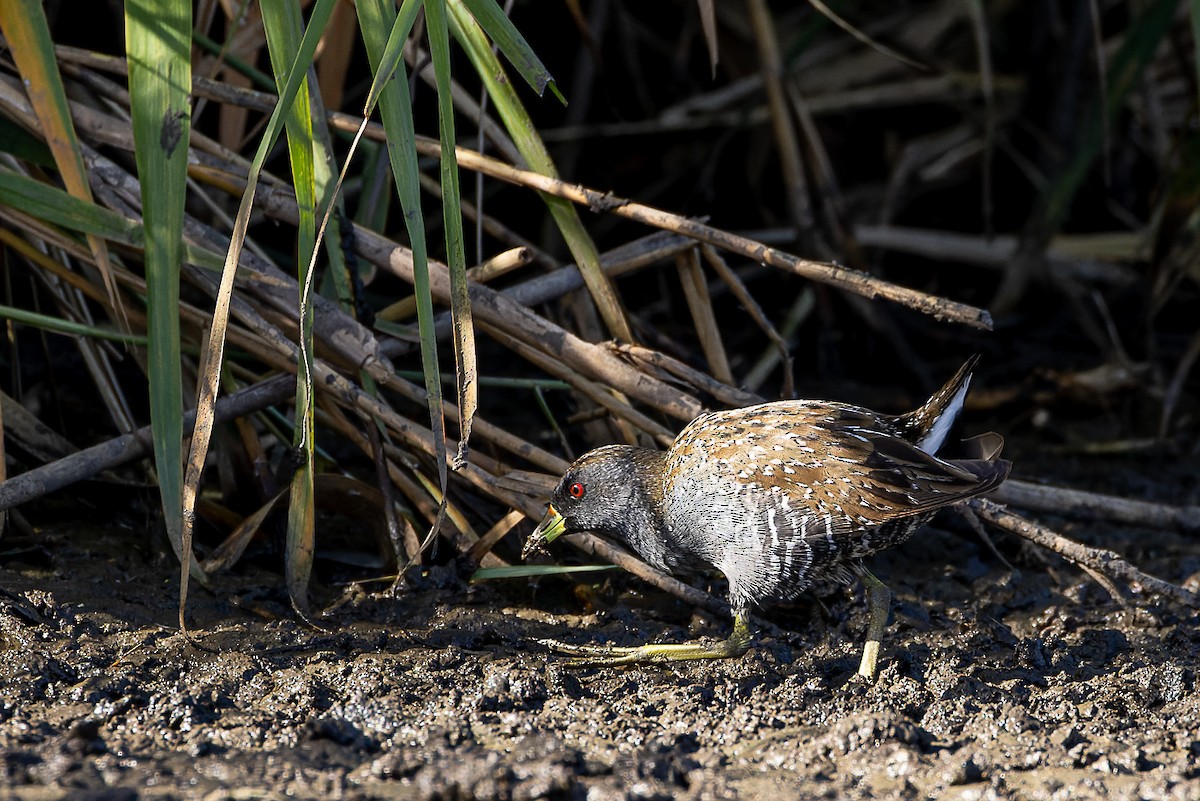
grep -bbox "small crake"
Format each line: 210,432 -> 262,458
524,357 -> 1011,681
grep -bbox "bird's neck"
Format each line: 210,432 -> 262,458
607,448 -> 675,569
625,446 -> 669,507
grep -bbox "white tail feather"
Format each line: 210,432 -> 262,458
916,374 -> 971,454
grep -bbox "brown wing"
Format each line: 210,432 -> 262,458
672,401 -> 1008,530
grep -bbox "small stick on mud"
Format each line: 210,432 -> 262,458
969,497 -> 1200,609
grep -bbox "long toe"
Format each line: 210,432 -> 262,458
539,636 -> 751,667
538,638 -> 646,658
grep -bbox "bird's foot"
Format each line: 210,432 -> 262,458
538,636 -> 748,667
538,613 -> 754,667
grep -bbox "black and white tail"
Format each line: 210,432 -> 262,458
893,355 -> 980,455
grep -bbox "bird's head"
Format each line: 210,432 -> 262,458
522,445 -> 653,559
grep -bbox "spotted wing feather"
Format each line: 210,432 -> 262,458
664,401 -> 1009,609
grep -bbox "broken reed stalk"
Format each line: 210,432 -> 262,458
0,375 -> 295,511
970,498 -> 1200,609
992,479 -> 1200,534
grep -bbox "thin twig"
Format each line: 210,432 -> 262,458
970,498 -> 1200,609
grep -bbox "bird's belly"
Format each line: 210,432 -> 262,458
662,475 -> 937,611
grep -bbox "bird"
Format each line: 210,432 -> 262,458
522,356 -> 1011,681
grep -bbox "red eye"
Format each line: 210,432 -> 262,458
568,481 -> 585,499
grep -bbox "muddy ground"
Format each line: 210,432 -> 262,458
1,444 -> 1199,800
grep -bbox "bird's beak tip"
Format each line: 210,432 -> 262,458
523,505 -> 566,559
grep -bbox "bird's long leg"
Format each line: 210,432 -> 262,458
857,568 -> 893,682
540,613 -> 754,667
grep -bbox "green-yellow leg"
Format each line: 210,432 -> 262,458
541,613 -> 754,667
857,569 -> 893,682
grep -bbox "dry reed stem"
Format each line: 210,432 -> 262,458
481,326 -> 676,448
393,133 -> 994,330
416,171 -> 559,271
380,373 -> 568,475
971,498 -> 1200,609
501,232 -> 696,310
0,375 -> 296,511
992,480 -> 1200,534
380,246 -> 534,322
467,509 -> 526,567
744,0 -> 812,234
336,219 -> 706,423
699,244 -> 795,397
376,232 -> 695,355
674,249 -> 734,386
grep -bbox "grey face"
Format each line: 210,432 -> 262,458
550,445 -> 641,539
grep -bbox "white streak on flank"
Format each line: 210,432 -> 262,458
917,374 -> 972,454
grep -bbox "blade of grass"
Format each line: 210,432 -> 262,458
803,0 -> 928,71
696,0 -> 719,75
1193,1 -> 1200,111
0,114 -> 55,166
356,0 -> 450,575
191,28 -> 276,90
459,0 -> 564,102
0,165 -> 226,273
261,0 -> 320,616
0,304 -> 148,345
1039,0 -> 1178,237
0,167 -> 142,244
425,0 -> 479,470
470,564 -> 619,581
0,0 -> 122,321
180,0 -> 338,628
123,0 -> 198,619
200,489 -> 288,574
446,0 -> 633,344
